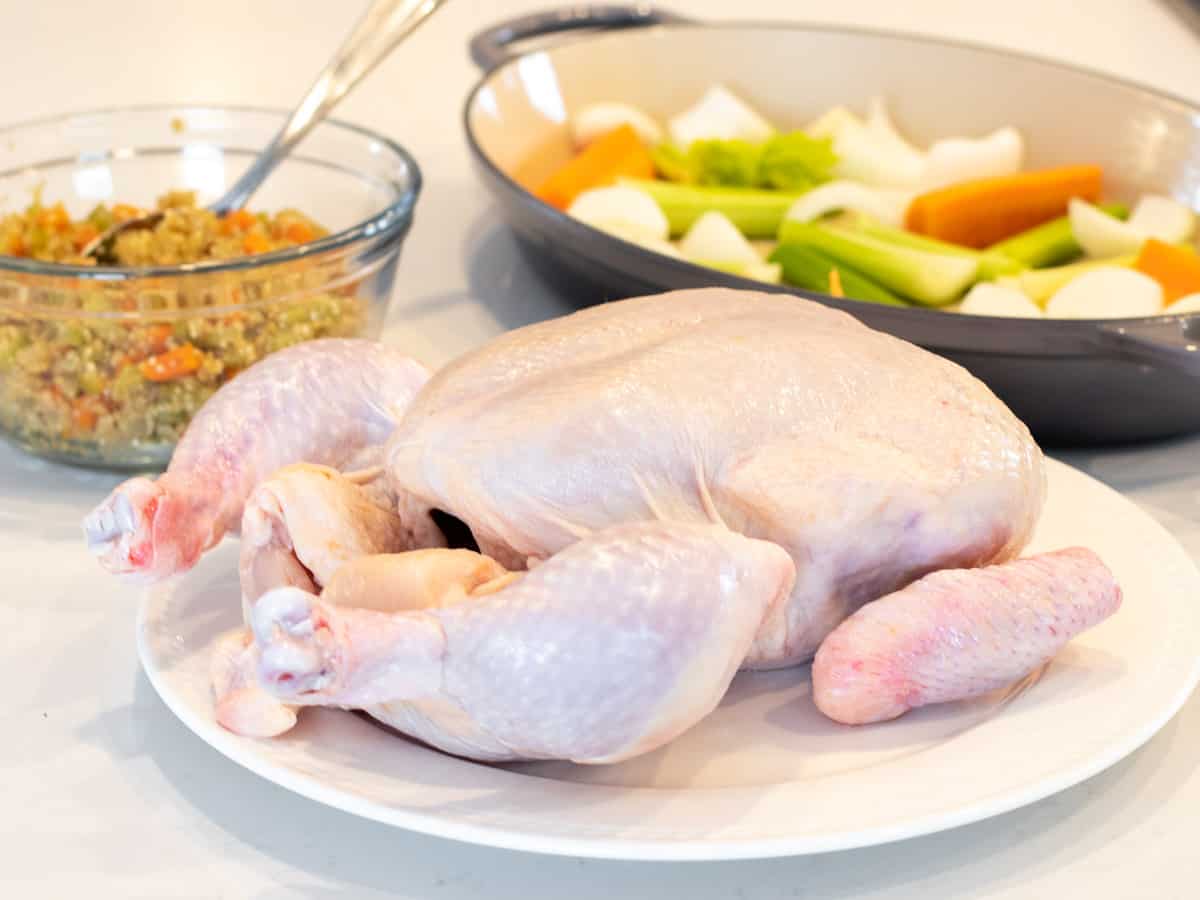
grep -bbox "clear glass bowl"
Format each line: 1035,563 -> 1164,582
0,105 -> 420,469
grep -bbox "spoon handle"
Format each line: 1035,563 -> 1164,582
213,0 -> 447,214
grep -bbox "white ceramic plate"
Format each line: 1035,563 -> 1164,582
138,459 -> 1200,860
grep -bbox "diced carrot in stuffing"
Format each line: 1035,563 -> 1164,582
139,344 -> 205,381
242,232 -> 271,255
70,398 -> 100,433
72,223 -> 99,251
283,221 -> 315,244
39,204 -> 71,232
221,209 -> 257,236
111,203 -> 143,223
144,323 -> 173,352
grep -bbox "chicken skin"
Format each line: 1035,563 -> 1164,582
84,289 -> 1118,761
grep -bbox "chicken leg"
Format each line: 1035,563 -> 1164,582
213,545 -> 508,739
245,521 -> 796,763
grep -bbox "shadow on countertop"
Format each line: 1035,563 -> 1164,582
1057,431 -> 1200,495
463,214 -> 576,333
379,205 -> 574,368
1057,431 -> 1200,556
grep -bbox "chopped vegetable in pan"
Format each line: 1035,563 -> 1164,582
540,85 -> 1200,318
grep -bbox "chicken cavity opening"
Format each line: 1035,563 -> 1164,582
429,509 -> 480,554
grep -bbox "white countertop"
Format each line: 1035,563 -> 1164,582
4,1 -> 1200,896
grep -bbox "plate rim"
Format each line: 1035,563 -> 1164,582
136,458 -> 1200,860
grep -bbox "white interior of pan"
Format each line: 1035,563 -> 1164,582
467,25 -> 1200,204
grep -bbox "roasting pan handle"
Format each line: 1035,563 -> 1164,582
469,5 -> 692,71
1099,315 -> 1200,377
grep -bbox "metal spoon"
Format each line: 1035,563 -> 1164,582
83,0 -> 447,264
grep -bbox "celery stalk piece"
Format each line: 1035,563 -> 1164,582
619,178 -> 807,238
776,221 -> 978,306
649,143 -> 693,183
847,215 -> 1023,279
650,132 -> 836,190
995,254 -> 1137,305
987,202 -> 1128,268
768,244 -> 907,306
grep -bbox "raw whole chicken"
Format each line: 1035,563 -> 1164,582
84,288 -> 1120,762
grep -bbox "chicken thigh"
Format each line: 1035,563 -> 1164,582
251,521 -> 795,762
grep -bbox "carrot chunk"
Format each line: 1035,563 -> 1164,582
906,165 -> 1103,248
1134,238 -> 1200,303
535,124 -> 655,210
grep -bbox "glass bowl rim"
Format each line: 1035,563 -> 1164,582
0,102 -> 422,281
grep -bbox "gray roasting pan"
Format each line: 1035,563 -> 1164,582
463,5 -> 1200,445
